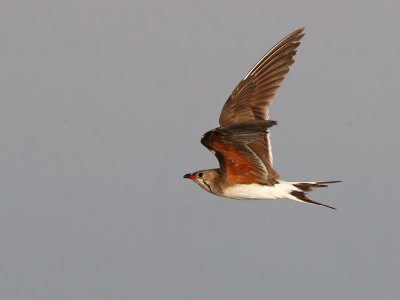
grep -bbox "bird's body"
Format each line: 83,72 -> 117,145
223,181 -> 304,201
184,28 -> 340,209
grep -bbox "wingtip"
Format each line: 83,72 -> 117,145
292,27 -> 305,40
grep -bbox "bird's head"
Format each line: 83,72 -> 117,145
183,169 -> 220,194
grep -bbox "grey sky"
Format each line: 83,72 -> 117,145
1,0 -> 399,299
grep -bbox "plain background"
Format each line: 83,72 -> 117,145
1,0 -> 399,299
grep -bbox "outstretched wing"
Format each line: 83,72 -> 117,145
216,28 -> 304,181
201,120 -> 278,185
219,28 -> 304,126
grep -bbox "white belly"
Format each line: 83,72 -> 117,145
223,180 -> 294,200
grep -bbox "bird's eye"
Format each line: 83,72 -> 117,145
197,172 -> 203,178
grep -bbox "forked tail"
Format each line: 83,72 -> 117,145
289,181 -> 341,209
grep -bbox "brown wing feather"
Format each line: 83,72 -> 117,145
201,120 -> 278,185
215,28 -> 304,182
247,132 -> 279,182
212,141 -> 261,184
219,28 -> 304,126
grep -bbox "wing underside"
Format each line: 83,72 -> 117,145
201,120 -> 278,185
215,28 -> 304,180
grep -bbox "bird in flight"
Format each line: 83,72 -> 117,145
183,28 -> 340,209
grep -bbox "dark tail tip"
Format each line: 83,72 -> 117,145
290,190 -> 336,210
294,180 -> 341,192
